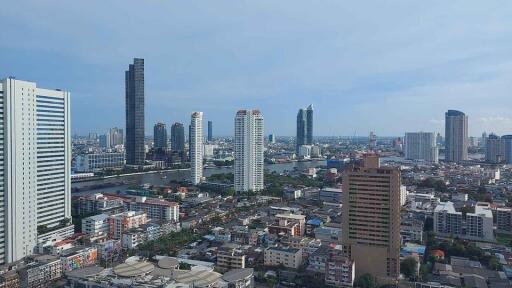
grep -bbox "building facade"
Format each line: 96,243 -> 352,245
264,247 -> 302,269
153,122 -> 168,150
125,58 -> 145,166
109,127 -> 124,147
0,78 -> 72,264
207,120 -> 213,142
404,132 -> 438,163
341,154 -> 400,283
296,105 -> 313,153
434,201 -> 494,241
190,112 -> 203,185
75,152 -> 125,172
234,110 -> 264,193
108,211 -> 148,239
485,133 -> 502,163
445,110 -> 468,162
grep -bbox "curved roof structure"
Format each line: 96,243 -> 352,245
113,261 -> 154,277
157,257 -> 179,269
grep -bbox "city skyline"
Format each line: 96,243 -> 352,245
2,1 -> 511,136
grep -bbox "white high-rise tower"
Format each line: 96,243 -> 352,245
190,112 -> 203,185
234,110 -> 264,193
0,78 -> 71,264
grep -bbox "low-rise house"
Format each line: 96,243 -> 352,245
216,244 -> 246,272
264,247 -> 302,269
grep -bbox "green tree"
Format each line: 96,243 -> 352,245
356,273 -> 376,288
400,257 -> 418,279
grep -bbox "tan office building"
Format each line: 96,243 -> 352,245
342,154 -> 401,284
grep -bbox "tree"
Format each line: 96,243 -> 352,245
401,257 -> 418,279
356,273 -> 375,288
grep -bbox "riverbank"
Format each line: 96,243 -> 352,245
71,159 -> 327,194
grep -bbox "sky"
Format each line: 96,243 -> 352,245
1,1 -> 511,137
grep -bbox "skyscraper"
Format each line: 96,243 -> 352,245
153,122 -> 168,150
207,120 -> 213,142
368,131 -> 377,152
502,135 -> 512,165
99,133 -> 111,149
110,127 -> 124,147
445,110 -> 468,162
234,110 -> 264,193
125,58 -> 145,166
268,134 -> 276,144
404,132 -> 438,163
190,112 -> 203,185
171,122 -> 185,152
342,154 -> 401,283
0,78 -> 71,264
296,105 -> 313,153
485,133 -> 502,163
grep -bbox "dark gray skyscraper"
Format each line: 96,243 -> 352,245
208,120 -> 213,142
125,58 -> 145,166
306,105 -> 313,144
171,122 -> 185,152
154,122 -> 168,150
445,110 -> 468,162
296,105 -> 313,153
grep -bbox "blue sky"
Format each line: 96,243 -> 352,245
1,1 -> 511,136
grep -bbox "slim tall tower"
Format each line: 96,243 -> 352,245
207,121 -> 213,142
485,134 -> 502,163
234,110 -> 264,193
190,112 -> 203,185
342,154 -> 401,283
306,104 -> 313,145
1,78 -> 71,264
171,122 -> 185,152
296,105 -> 313,153
153,122 -> 168,150
125,58 -> 145,166
445,110 -> 468,162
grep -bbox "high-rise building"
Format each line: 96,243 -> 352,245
234,110 -> 264,193
481,132 -> 487,149
109,127 -> 124,147
445,110 -> 468,162
207,120 -> 213,142
342,154 -> 400,283
190,112 -> 203,185
404,132 -> 438,163
368,131 -> 377,152
153,122 -> 167,150
171,122 -> 185,152
99,133 -> 111,149
125,58 -> 145,166
296,105 -> 313,153
502,135 -> 512,164
485,133 -> 502,164
268,134 -> 276,144
0,78 -> 71,264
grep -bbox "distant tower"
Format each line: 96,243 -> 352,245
125,58 -> 145,166
110,127 -> 124,146
171,123 -> 185,152
445,110 -> 468,162
502,135 -> 512,164
234,110 -> 264,193
268,134 -> 276,144
190,112 -> 203,185
296,104 -> 313,153
404,132 -> 438,163
485,134 -> 502,164
207,120 -> 213,142
368,131 -> 377,152
153,122 -> 168,151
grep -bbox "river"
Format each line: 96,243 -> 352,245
71,160 -> 326,196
